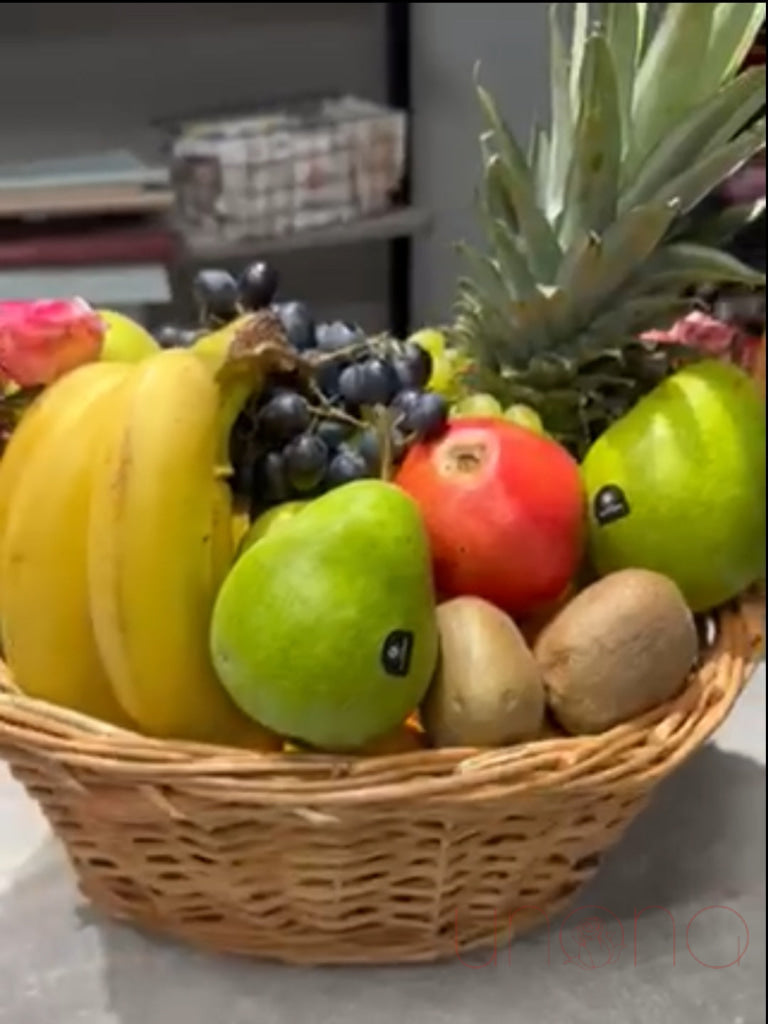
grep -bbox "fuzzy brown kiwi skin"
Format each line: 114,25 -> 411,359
422,596 -> 545,748
533,569 -> 699,735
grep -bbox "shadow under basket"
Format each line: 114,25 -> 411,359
0,595 -> 764,966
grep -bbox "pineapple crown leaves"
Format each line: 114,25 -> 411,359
455,2 -> 766,376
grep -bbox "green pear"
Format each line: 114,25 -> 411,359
211,480 -> 439,751
582,360 -> 766,611
237,501 -> 308,557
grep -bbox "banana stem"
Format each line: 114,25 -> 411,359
212,319 -> 303,468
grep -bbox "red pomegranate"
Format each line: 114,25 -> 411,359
395,418 -> 585,616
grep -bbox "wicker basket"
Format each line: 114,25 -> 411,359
0,595 -> 763,966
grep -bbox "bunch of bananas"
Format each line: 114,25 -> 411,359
0,347 -> 280,748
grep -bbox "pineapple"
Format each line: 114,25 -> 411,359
453,2 -> 766,456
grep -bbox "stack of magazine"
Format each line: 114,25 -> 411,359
0,149 -> 175,306
0,149 -> 172,219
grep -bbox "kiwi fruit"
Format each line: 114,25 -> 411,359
534,569 -> 698,735
421,596 -> 545,748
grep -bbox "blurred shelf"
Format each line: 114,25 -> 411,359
0,264 -> 170,304
181,206 -> 430,263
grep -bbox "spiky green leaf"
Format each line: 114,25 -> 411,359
629,4 -> 717,174
569,2 -> 591,113
559,34 -> 623,249
635,3 -> 651,59
681,197 -> 766,247
481,149 -> 520,232
621,66 -> 766,208
655,117 -> 766,215
557,199 -> 680,316
704,3 -> 767,89
529,123 -> 552,212
454,242 -> 514,317
547,4 -> 575,220
603,3 -> 642,147
639,242 -> 767,289
586,294 -> 691,340
476,80 -> 562,280
487,218 -> 540,300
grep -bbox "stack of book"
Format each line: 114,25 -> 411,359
0,149 -> 177,306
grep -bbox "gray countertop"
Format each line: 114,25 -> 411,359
1,666 -> 765,1024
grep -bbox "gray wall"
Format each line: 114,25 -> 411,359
0,3 -> 549,332
411,3 -> 549,326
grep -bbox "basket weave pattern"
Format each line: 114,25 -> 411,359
0,599 -> 762,965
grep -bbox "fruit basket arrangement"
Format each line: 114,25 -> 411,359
0,3 -> 765,966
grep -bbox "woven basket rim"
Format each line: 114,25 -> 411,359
0,597 -> 763,808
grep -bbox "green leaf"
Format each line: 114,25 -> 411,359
569,2 -> 590,114
587,294 -> 691,340
559,34 -> 623,250
621,66 -> 766,208
629,4 -> 717,175
655,117 -> 766,215
703,3 -> 767,89
488,218 -> 540,300
453,278 -> 511,368
603,3 -> 641,148
683,197 -> 766,247
455,241 -> 514,315
547,4 -> 575,221
459,222 -> 558,357
639,242 -> 767,289
528,122 -> 551,211
557,199 -> 680,319
475,80 -> 562,281
454,244 -> 547,364
635,3 -> 650,59
481,150 -> 519,231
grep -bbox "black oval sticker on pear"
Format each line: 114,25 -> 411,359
593,484 -> 631,527
381,630 -> 414,677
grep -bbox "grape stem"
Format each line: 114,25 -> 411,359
306,404 -> 363,429
303,333 -> 396,371
306,378 -> 334,408
373,405 -> 393,482
307,343 -> 370,367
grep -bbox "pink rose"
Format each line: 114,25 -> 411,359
642,311 -> 738,356
0,298 -> 104,388
642,311 -> 761,373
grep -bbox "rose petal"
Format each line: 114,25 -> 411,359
0,297 -> 104,387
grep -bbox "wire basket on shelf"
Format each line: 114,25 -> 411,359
169,96 -> 407,246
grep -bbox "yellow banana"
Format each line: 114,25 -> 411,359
0,363 -> 130,570
88,347 -> 278,747
0,363 -> 134,724
190,314 -> 252,374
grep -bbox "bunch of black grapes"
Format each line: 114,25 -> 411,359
154,259 -> 448,511
231,320 -> 449,513
154,260 -> 282,346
